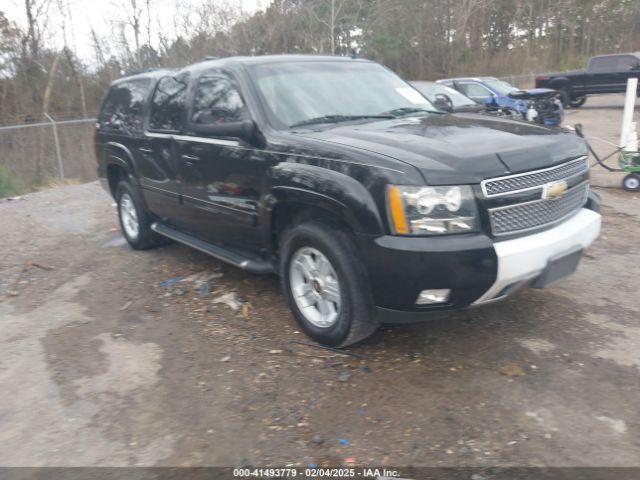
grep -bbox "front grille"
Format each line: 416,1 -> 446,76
489,182 -> 589,236
482,156 -> 588,197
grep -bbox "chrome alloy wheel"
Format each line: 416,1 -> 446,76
119,192 -> 139,240
289,247 -> 341,328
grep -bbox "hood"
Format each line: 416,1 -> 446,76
295,113 -> 586,185
508,88 -> 558,100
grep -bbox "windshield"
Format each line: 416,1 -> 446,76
250,61 -> 437,128
412,82 -> 477,108
483,79 -> 520,96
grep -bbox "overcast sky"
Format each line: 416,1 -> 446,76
2,0 -> 268,62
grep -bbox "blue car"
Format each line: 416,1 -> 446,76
437,77 -> 564,126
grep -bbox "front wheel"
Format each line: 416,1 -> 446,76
623,174 -> 640,192
280,220 -> 379,347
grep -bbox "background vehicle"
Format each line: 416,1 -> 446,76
535,53 -> 640,108
411,81 -> 483,113
412,81 -> 521,120
438,76 -> 564,126
96,55 -> 601,348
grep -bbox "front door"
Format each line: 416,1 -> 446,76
176,73 -> 267,253
612,55 -> 640,93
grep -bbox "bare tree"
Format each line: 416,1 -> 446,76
305,0 -> 349,54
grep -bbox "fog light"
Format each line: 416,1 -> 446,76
416,289 -> 450,305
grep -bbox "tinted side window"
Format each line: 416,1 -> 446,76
191,75 -> 246,125
149,73 -> 189,131
99,78 -> 151,134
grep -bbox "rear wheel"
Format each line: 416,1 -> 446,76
116,179 -> 164,249
280,220 -> 379,347
623,174 -> 640,192
570,96 -> 587,108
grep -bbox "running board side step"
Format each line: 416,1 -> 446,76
151,222 -> 274,274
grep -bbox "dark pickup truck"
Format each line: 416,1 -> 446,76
96,55 -> 601,347
536,52 -> 640,107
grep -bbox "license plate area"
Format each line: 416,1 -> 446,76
531,247 -> 583,289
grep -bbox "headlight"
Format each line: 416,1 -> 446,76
386,185 -> 479,235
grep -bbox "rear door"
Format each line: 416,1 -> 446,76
175,72 -> 266,251
139,72 -> 190,222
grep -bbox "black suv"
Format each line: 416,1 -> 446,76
96,55 -> 602,347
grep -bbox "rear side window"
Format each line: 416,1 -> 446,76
99,78 -> 152,134
191,75 -> 246,125
148,73 -> 190,131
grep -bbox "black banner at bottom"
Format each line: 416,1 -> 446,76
0,467 -> 639,480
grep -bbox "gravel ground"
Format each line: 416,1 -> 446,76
1,94 -> 639,468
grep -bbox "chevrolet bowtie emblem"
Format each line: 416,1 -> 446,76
543,180 -> 568,199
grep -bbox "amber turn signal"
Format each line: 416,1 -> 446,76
387,185 -> 409,234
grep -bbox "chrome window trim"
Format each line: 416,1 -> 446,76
481,156 -> 588,198
488,181 -> 589,237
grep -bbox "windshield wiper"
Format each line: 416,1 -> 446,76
379,107 -> 440,117
290,114 -> 394,128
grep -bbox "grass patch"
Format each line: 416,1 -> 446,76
0,168 -> 84,199
0,166 -> 18,199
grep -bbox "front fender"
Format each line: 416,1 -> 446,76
263,162 -> 385,242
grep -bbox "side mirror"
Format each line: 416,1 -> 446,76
433,93 -> 454,113
190,119 -> 256,142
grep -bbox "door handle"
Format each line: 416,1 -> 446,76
181,154 -> 200,162
138,147 -> 153,154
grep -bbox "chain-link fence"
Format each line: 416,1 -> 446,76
0,117 -> 97,196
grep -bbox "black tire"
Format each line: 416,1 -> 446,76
116,178 -> 164,249
558,89 -> 571,108
570,96 -> 587,108
623,174 -> 640,192
280,219 -> 379,347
